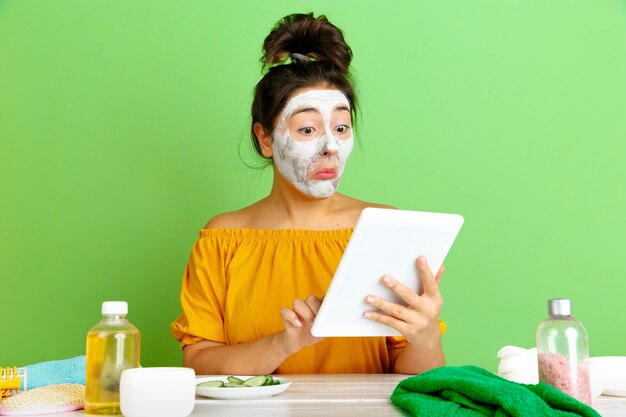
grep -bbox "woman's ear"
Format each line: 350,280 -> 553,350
254,123 -> 273,158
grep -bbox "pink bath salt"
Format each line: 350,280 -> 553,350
538,352 -> 591,405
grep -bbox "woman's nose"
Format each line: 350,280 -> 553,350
321,148 -> 338,158
320,134 -> 339,157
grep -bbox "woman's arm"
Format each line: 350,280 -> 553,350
183,334 -> 289,375
364,257 -> 446,374
389,329 -> 445,374
183,296 -> 323,375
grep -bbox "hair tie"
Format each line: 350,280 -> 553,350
291,53 -> 312,63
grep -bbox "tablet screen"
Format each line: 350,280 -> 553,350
311,208 -> 463,337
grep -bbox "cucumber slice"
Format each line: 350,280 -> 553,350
198,375 -> 280,388
244,375 -> 268,387
227,376 -> 245,384
197,380 -> 224,387
223,382 -> 246,387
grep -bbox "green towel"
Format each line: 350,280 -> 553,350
390,365 -> 601,417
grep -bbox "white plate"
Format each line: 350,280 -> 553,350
195,376 -> 291,400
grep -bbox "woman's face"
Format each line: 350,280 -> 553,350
271,88 -> 354,198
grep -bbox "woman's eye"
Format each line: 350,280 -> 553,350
335,125 -> 351,134
299,127 -> 315,135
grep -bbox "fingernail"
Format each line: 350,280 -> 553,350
366,295 -> 376,304
382,275 -> 392,285
294,319 -> 302,328
364,311 -> 373,318
419,257 -> 427,266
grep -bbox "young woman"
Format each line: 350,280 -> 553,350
171,13 -> 446,375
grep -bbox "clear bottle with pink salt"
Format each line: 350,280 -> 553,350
536,298 -> 591,405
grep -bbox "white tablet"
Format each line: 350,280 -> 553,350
311,208 -> 464,337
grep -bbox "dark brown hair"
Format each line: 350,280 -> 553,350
250,13 -> 357,160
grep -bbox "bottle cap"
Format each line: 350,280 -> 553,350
548,299 -> 571,316
102,301 -> 128,315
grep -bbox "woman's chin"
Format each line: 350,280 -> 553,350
299,179 -> 338,199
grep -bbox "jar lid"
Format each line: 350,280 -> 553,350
102,301 -> 128,315
548,298 -> 571,316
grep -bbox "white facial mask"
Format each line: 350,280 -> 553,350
271,90 -> 354,199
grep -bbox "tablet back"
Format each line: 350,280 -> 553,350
311,208 -> 463,337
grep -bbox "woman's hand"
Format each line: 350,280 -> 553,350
363,256 -> 444,346
183,296 -> 324,375
280,295 -> 324,355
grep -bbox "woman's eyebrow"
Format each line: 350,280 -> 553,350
334,105 -> 350,112
291,104 -> 350,116
291,107 -> 319,116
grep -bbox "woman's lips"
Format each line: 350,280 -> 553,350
312,168 -> 337,180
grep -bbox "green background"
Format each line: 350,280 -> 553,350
1,0 -> 624,371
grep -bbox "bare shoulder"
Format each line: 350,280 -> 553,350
204,202 -> 264,229
204,212 -> 242,229
362,201 -> 396,210
332,194 -> 396,227
335,194 -> 396,212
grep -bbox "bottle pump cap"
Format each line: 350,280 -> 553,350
102,301 -> 128,315
548,298 -> 571,316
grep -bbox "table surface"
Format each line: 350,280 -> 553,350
40,374 -> 626,417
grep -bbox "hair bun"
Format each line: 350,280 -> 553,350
262,13 -> 352,73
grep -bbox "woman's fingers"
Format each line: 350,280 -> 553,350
363,310 -> 410,334
281,295 -> 321,330
417,256 -> 440,297
280,307 -> 302,328
304,295 -> 322,315
290,296 -> 321,325
435,264 -> 445,284
365,293 -> 412,321
363,257 -> 444,344
378,275 -> 420,308
292,298 -> 316,321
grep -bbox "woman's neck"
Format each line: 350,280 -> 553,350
265,177 -> 344,229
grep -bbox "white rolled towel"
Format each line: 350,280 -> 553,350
497,345 -> 539,385
496,346 -> 626,399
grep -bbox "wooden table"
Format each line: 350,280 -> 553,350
195,374 -> 405,417
45,374 -> 625,417
194,374 -> 625,417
